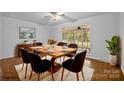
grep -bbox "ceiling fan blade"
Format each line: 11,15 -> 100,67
57,13 -> 65,16
50,12 -> 65,16
60,14 -> 65,16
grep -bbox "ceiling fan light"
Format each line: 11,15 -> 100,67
51,15 -> 62,20
56,16 -> 61,20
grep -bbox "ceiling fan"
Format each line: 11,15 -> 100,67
45,12 -> 65,20
44,12 -> 76,23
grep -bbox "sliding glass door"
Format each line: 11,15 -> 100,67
62,25 -> 91,52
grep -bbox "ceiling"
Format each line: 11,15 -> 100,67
0,12 -> 107,25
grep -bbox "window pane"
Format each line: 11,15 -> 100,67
76,31 -> 83,47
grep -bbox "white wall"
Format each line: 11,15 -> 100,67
120,13 -> 124,74
1,16 -> 50,59
0,16 -> 3,59
0,13 -> 121,62
51,13 -> 120,61
48,26 -> 57,40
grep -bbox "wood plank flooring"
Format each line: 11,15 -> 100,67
0,57 -> 124,81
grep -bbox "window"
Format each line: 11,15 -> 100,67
62,25 -> 91,51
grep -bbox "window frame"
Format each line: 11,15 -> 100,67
62,25 -> 91,51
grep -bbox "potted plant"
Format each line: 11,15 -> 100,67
105,35 -> 120,66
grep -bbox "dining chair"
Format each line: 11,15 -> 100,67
28,53 -> 54,81
61,50 -> 87,81
57,42 -> 67,46
33,42 -> 43,46
63,43 -> 78,61
33,42 -> 46,58
57,42 -> 67,62
20,48 -> 30,79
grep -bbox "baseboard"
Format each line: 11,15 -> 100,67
86,55 -> 109,63
0,56 -> 18,61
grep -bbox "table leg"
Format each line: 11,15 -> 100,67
50,57 -> 61,73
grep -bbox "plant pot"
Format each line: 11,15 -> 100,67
109,54 -> 117,66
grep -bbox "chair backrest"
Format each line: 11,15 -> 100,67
71,50 -> 87,72
68,43 -> 78,54
68,43 -> 78,48
20,48 -> 30,64
57,42 -> 67,46
28,53 -> 45,73
33,42 -> 43,46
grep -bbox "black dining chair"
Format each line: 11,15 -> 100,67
28,53 -> 54,81
20,48 -> 30,79
63,43 -> 78,61
33,42 -> 46,57
57,42 -> 67,46
61,50 -> 87,81
57,42 -> 67,62
33,42 -> 43,46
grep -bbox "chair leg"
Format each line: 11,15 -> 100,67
29,69 -> 33,80
61,67 -> 65,81
25,64 -> 28,79
60,57 -> 61,62
81,70 -> 85,81
21,63 -> 24,70
76,73 -> 79,81
50,67 -> 54,81
37,73 -> 40,81
63,56 -> 65,62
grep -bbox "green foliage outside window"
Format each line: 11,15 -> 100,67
62,29 -> 91,49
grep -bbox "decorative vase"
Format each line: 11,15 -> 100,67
109,54 -> 117,66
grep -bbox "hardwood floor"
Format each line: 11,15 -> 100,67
0,57 -> 21,80
0,57 -> 124,81
90,59 -> 124,80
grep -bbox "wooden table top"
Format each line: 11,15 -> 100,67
30,45 -> 77,58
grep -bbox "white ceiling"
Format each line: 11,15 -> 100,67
0,12 -> 107,25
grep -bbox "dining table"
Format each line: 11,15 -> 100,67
29,44 -> 77,72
